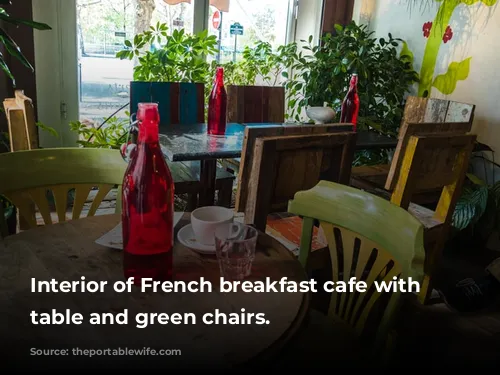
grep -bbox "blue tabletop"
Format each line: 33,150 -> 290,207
159,123 -> 397,162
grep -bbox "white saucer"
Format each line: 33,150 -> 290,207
177,224 -> 216,255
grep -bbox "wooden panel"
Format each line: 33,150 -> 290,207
390,133 -> 476,303
244,132 -> 357,231
235,123 -> 354,213
322,0 -> 355,35
226,85 -> 285,124
129,82 -> 205,126
15,90 -> 38,150
4,100 -> 28,151
385,96 -> 475,192
386,122 -> 473,191
445,101 -> 475,123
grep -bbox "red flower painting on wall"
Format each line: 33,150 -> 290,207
422,21 -> 432,38
443,25 -> 453,43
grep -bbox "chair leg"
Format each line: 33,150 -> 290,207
186,193 -> 198,211
217,180 -> 233,208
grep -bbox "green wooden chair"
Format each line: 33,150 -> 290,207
283,180 -> 426,366
0,148 -> 127,238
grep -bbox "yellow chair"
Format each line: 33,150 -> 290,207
284,181 -> 425,365
0,148 -> 127,238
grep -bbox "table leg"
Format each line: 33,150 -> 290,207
198,159 -> 217,206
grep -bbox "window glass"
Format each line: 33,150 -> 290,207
77,0 -> 194,122
208,0 -> 292,63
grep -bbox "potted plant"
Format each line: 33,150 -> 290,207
285,21 -> 419,135
117,24 -> 218,123
220,41 -> 297,124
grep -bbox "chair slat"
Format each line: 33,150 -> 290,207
72,184 -> 94,220
88,185 -> 114,217
51,185 -> 70,222
4,191 -> 37,228
28,188 -> 53,225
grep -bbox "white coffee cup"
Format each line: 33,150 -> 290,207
191,206 -> 234,246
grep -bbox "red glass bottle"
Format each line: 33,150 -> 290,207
207,67 -> 227,136
122,103 -> 174,285
340,74 -> 360,131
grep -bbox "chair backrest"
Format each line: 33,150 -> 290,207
390,133 -> 476,303
244,131 -> 357,231
386,105 -> 474,191
227,85 -> 285,123
236,123 -> 354,213
3,90 -> 38,151
390,133 -> 476,219
130,82 -> 205,125
288,180 -> 425,346
0,148 -> 127,238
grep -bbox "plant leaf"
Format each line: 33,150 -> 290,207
0,10 -> 51,30
0,27 -> 33,71
0,51 -> 14,84
466,173 -> 487,186
400,40 -> 414,65
432,57 -> 471,95
452,185 -> 489,230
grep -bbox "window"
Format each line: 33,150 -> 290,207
77,0 -> 195,123
207,0 -> 293,63
34,0 -> 309,146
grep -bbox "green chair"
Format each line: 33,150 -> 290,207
283,180 -> 426,366
0,148 -> 127,238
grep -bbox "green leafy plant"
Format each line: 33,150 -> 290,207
69,116 -> 129,149
452,173 -> 500,245
117,23 -> 218,83
285,21 -> 419,136
0,0 -> 51,86
220,41 -> 297,87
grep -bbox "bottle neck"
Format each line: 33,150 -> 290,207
138,120 -> 159,144
349,75 -> 358,93
215,68 -> 224,86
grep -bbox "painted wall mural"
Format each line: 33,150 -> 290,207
418,0 -> 497,97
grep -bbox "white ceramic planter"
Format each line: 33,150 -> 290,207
306,106 -> 336,124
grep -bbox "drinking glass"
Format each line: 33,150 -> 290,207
214,222 -> 258,280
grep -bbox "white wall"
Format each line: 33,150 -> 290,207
355,0 -> 500,181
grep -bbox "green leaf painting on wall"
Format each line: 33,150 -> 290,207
433,57 -> 471,94
418,0 -> 498,97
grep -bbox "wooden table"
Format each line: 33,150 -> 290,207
159,123 -> 398,206
0,214 -> 309,369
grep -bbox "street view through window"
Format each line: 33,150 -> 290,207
77,0 -> 291,124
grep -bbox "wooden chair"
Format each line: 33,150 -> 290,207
236,123 -> 354,213
222,85 -> 286,175
351,97 -> 475,204
0,148 -> 127,238
243,131 -> 357,234
3,90 -> 38,151
226,85 -> 285,124
285,180 -> 425,363
390,133 -> 476,304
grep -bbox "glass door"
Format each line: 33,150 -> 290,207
34,0 -> 302,146
77,0 -> 195,123
207,0 -> 295,63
